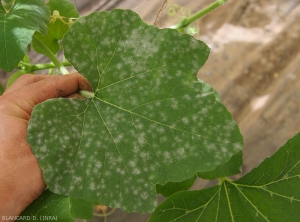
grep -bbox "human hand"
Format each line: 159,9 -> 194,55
0,73 -> 92,218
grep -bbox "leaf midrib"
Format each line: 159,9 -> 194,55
92,100 -> 152,204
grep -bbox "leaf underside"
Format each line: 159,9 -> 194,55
0,0 -> 50,71
156,174 -> 197,198
27,9 -> 243,213
150,132 -> 300,221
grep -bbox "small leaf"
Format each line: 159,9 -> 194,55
33,0 -> 79,54
156,174 -> 197,197
0,0 -> 50,71
197,150 -> 243,180
70,197 -> 94,220
150,132 -> 300,221
28,9 -> 243,213
20,189 -> 74,222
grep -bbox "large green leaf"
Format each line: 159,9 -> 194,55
149,132 -> 300,221
33,0 -> 79,54
0,0 -> 50,71
27,9 -> 243,213
20,189 -> 74,222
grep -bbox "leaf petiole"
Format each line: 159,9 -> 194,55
32,35 -> 69,75
78,90 -> 95,98
19,61 -> 72,72
170,0 -> 227,30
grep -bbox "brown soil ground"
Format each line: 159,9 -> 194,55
1,0 -> 299,221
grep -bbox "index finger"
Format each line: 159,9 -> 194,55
26,73 -> 92,102
1,73 -> 92,119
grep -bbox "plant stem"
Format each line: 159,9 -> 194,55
19,61 -> 72,72
48,68 -> 55,75
170,0 -> 228,29
31,35 -> 69,74
94,208 -> 116,217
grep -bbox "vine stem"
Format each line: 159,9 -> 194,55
19,61 -> 72,72
31,35 -> 69,75
93,207 -> 116,217
170,0 -> 228,30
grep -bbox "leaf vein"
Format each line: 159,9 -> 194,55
234,184 -> 270,221
93,101 -> 141,200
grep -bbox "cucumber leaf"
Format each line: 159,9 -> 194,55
0,0 -> 50,71
150,132 -> 300,221
27,9 -> 243,213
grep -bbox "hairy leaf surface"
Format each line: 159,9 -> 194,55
27,9 -> 243,213
150,132 -> 300,221
0,0 -> 50,71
